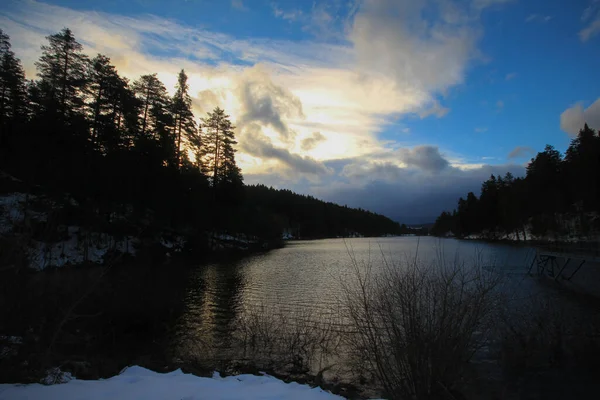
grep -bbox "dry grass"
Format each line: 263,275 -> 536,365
234,304 -> 343,376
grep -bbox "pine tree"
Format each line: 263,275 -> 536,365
35,28 -> 88,122
131,74 -> 175,165
88,54 -> 132,153
200,107 -> 243,188
0,29 -> 27,151
171,69 -> 196,166
564,124 -> 600,211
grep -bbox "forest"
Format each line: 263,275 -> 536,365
432,124 -> 600,241
0,28 -> 401,250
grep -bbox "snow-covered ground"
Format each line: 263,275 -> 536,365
27,226 -> 138,270
0,366 -> 353,400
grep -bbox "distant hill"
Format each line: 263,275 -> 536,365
244,184 -> 402,239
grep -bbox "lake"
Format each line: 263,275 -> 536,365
172,237 -> 544,374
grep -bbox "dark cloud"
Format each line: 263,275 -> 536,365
237,69 -> 304,140
398,145 -> 449,172
239,125 -> 330,176
312,162 -> 526,224
300,132 -> 326,151
507,146 -> 534,160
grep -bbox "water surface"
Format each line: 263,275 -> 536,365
173,237 -> 540,366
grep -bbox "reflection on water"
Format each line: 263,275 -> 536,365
173,237 -> 542,366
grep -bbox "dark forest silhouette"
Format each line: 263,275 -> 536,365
0,28 -> 400,242
432,125 -> 600,240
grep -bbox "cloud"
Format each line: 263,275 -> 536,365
580,1 -> 600,41
472,0 -> 516,11
231,0 -> 248,11
236,66 -> 304,141
582,0 -> 600,21
419,100 -> 450,119
239,125 -> 331,176
313,160 -> 526,223
525,14 -> 537,22
525,14 -> 552,23
580,19 -> 600,41
349,0 -> 482,104
300,132 -> 326,151
272,4 -> 303,21
474,127 -> 488,133
398,145 -> 450,172
496,100 -> 504,111
507,146 -> 535,160
505,72 -> 517,80
560,98 -> 600,136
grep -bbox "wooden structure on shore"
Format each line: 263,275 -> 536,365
528,245 -> 600,282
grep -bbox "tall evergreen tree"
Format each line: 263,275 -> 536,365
87,54 -> 132,153
564,124 -> 600,211
200,107 -> 243,188
131,73 -> 175,165
0,29 -> 27,152
171,69 -> 196,166
35,28 -> 88,122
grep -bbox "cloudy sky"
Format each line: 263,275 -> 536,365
2,0 -> 599,223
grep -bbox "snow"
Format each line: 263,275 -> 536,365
27,227 -> 138,270
0,366 -> 348,400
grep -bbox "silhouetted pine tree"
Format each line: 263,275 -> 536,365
0,29 -> 27,154
132,73 -> 175,166
88,54 -> 133,153
35,28 -> 88,124
171,69 -> 196,167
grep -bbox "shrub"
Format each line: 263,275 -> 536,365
341,252 -> 502,399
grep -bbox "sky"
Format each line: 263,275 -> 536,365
1,0 -> 599,223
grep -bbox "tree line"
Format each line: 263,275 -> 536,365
245,184 -> 403,238
0,28 -> 400,242
432,124 -> 600,240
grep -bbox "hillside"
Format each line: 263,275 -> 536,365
245,185 -> 401,239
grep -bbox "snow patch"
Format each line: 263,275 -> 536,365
0,366 -> 350,400
27,227 -> 138,270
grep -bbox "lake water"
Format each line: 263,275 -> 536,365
172,237 -> 546,371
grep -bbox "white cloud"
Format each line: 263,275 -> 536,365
505,72 -> 517,80
474,127 -> 488,133
496,100 -> 504,111
560,99 -> 600,136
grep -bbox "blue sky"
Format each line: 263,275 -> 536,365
1,0 -> 599,223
